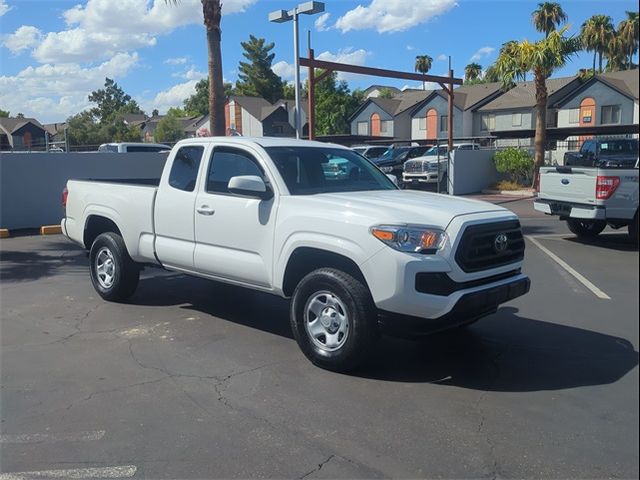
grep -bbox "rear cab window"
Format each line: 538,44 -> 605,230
168,146 -> 204,192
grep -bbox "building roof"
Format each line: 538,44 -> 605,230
363,85 -> 402,98
120,113 -> 147,124
0,117 -> 46,134
43,122 -> 67,136
349,89 -> 431,121
598,69 -> 639,99
229,95 -> 273,120
479,76 -> 578,111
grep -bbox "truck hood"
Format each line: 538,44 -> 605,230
299,190 -> 511,229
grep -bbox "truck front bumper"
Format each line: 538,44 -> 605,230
534,199 -> 606,220
378,275 -> 530,336
403,173 -> 440,184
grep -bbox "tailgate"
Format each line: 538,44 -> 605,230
538,167 -> 597,204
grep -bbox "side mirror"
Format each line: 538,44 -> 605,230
228,175 -> 273,200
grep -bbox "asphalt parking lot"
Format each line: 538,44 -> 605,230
1,197 -> 638,479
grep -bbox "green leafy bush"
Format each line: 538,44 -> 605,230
493,148 -> 534,185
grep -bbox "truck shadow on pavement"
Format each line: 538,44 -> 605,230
132,275 -> 638,392
0,247 -> 87,282
564,233 -> 638,252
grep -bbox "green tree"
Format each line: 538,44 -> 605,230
88,78 -> 142,124
532,2 -> 568,38
464,63 -> 483,82
152,109 -> 160,117
0,109 -> 9,118
617,11 -> 639,67
483,64 -> 501,83
606,31 -> 629,71
16,113 -> 25,119
235,35 -> 284,102
155,115 -> 184,143
581,15 -> 615,73
495,27 -> 581,189
414,55 -> 433,90
183,78 -> 234,116
493,148 -> 535,185
166,106 -> 187,117
103,120 -> 142,142
377,87 -> 396,99
314,71 -> 361,135
66,111 -> 107,147
164,0 -> 225,135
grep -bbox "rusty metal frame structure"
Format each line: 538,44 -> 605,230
302,50 -> 463,150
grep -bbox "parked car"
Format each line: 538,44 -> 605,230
534,154 -> 638,243
374,145 -> 432,179
62,137 -> 530,371
351,145 -> 389,160
402,143 -> 480,187
98,142 -> 170,153
563,138 -> 638,168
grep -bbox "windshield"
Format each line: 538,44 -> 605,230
265,146 -> 397,195
375,147 -> 409,162
599,140 -> 638,155
425,146 -> 448,156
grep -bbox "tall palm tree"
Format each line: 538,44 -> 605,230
581,15 -> 615,73
532,2 -> 568,37
495,27 -> 581,190
617,11 -> 639,67
164,0 -> 225,136
464,63 -> 483,82
414,55 -> 433,90
606,31 -> 629,71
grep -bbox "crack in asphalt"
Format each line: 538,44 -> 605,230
299,455 -> 336,479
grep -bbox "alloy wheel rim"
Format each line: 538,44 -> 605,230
304,291 -> 350,352
95,247 -> 116,289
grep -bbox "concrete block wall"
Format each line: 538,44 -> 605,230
0,152 -> 167,230
449,149 -> 502,195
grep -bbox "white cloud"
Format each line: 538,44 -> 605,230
147,80 -> 199,113
317,48 -> 370,80
335,0 -> 457,33
3,25 -> 42,54
0,52 -> 139,122
470,46 -> 495,62
172,66 -> 206,81
164,57 -> 188,65
32,0 -> 258,63
437,54 -> 448,61
406,45 -> 415,51
0,0 -> 11,16
314,12 -> 331,32
272,60 -> 296,81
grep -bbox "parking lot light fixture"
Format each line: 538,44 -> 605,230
269,2 -> 325,139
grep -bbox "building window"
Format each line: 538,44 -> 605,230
601,105 -> 621,125
440,115 -> 448,132
568,108 -> 580,124
418,117 -> 426,130
380,120 -> 392,134
547,110 -> 558,127
357,121 -> 369,135
512,113 -> 522,127
481,113 -> 495,131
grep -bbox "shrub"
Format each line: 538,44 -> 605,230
493,148 -> 534,185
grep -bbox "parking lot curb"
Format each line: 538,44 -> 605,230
0,228 -> 9,238
40,225 -> 62,235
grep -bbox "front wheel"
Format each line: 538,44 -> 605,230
566,219 -> 606,238
290,268 -> 377,372
89,232 -> 140,302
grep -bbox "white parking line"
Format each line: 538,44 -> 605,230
0,465 -> 136,480
526,235 -> 611,300
0,430 -> 105,444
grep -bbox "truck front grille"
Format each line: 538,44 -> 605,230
455,220 -> 525,273
404,161 -> 426,174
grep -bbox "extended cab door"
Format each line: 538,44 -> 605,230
193,146 -> 277,288
154,145 -> 206,269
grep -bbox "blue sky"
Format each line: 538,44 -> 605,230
0,0 -> 637,122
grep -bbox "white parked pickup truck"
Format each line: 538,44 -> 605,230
534,155 -> 639,243
62,137 -> 530,371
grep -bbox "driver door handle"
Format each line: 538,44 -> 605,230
196,205 -> 215,216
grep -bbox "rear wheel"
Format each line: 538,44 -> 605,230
89,232 -> 140,302
290,268 -> 377,372
566,219 -> 606,238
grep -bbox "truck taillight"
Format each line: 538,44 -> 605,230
596,176 -> 620,200
61,187 -> 68,208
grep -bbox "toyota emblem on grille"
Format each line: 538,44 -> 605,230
494,233 -> 509,253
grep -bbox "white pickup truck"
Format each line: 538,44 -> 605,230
62,137 -> 530,371
534,154 -> 639,243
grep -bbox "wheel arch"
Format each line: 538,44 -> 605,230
83,215 -> 123,249
281,247 -> 370,298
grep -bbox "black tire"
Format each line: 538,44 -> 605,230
290,268 -> 377,372
629,213 -> 639,246
89,232 -> 140,302
566,219 -> 606,238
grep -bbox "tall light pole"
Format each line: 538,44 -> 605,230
269,1 -> 325,139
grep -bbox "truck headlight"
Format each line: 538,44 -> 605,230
370,225 -> 447,254
426,163 -> 439,171
379,166 -> 394,173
